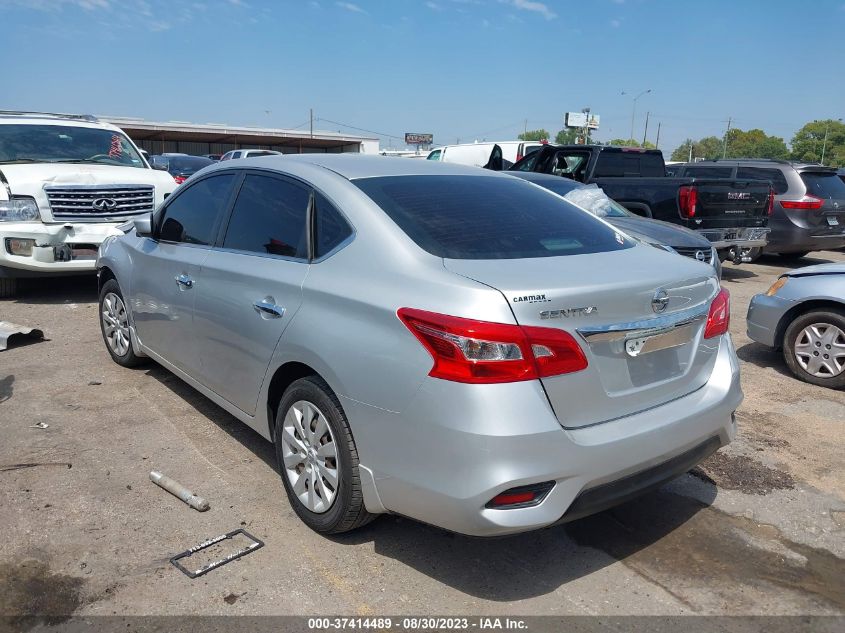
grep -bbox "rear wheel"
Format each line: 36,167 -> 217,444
777,251 -> 810,260
782,309 -> 845,389
274,376 -> 373,534
0,278 -> 17,298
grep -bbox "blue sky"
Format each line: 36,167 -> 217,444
3,0 -> 844,153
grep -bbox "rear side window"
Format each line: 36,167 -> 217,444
354,175 -> 633,260
222,174 -> 310,258
158,173 -> 235,245
593,151 -> 665,178
736,167 -> 789,194
314,193 -> 353,258
800,172 -> 845,199
684,166 -> 734,179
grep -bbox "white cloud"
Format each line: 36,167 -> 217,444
610,18 -> 621,27
335,1 -> 365,13
499,0 -> 556,20
425,1 -> 442,10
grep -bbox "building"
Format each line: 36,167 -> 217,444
102,117 -> 379,156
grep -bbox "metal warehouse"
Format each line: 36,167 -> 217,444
103,117 -> 379,156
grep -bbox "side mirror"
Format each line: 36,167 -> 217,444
151,162 -> 168,171
134,213 -> 153,238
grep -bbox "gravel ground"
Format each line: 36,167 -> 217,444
0,251 -> 843,623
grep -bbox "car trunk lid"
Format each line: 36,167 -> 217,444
444,245 -> 721,428
687,179 -> 772,228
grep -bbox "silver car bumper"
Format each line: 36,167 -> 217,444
351,334 -> 743,536
746,293 -> 794,349
698,227 -> 771,249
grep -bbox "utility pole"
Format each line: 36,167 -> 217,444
722,117 -> 732,159
655,121 -> 661,149
310,108 -> 314,139
524,119 -> 528,138
642,112 -> 650,147
688,139 -> 693,162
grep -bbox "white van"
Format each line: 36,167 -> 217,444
426,141 -> 544,167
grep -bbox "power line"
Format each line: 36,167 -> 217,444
315,117 -> 404,140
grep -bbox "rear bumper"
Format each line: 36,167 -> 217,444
763,226 -> 845,254
698,227 -> 770,250
0,222 -> 121,275
353,334 -> 742,536
746,293 -> 793,348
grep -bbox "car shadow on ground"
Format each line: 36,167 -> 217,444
5,275 -> 97,305
331,483 -> 717,601
142,364 -> 278,471
720,266 -> 758,281
757,254 -> 834,270
736,341 -> 793,380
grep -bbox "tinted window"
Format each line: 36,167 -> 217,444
167,156 -> 214,174
800,172 -> 845,199
426,149 -> 442,161
314,193 -> 353,258
222,174 -> 309,258
593,151 -> 665,177
684,166 -> 734,179
512,150 -> 541,171
158,174 -> 235,245
246,150 -> 276,157
735,167 -> 789,194
354,175 -> 633,260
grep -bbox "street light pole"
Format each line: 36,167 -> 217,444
623,89 -> 651,142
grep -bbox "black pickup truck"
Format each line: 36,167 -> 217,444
508,145 -> 773,263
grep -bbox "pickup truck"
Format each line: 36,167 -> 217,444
508,144 -> 773,263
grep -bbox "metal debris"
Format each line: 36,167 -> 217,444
149,470 -> 210,512
170,529 -> 264,578
30,422 -> 49,429
0,321 -> 44,351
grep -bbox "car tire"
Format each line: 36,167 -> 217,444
274,376 -> 374,534
777,251 -> 810,260
0,277 -> 17,298
98,279 -> 145,368
782,309 -> 845,389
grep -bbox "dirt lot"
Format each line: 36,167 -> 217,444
1,252 -> 843,622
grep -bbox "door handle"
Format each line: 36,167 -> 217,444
253,298 -> 285,318
175,274 -> 194,289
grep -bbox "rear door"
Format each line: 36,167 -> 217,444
798,170 -> 845,234
130,172 -> 237,372
192,171 -> 311,415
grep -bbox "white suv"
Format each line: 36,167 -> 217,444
0,111 -> 177,297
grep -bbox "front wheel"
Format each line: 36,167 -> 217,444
99,279 -> 145,367
274,376 -> 374,534
782,309 -> 845,389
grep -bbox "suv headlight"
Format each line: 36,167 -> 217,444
0,198 -> 41,222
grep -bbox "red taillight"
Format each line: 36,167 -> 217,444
486,481 -> 555,508
397,308 -> 588,384
679,185 -> 698,218
174,175 -> 187,184
704,288 -> 730,339
780,195 -> 824,210
766,188 -> 775,216
490,491 -> 535,506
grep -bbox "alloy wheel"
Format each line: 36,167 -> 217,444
793,322 -> 845,378
101,292 -> 131,357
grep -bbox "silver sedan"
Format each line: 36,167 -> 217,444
747,263 -> 845,389
97,155 -> 742,536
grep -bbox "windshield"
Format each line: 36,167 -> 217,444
0,123 -> 146,168
354,175 -> 633,260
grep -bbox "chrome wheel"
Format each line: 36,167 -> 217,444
101,292 -> 131,357
793,322 -> 845,378
280,400 -> 339,513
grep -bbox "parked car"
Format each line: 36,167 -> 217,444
506,172 -> 721,277
204,154 -> 223,162
836,168 -> 844,185
675,160 -> 845,260
97,155 -> 741,537
509,145 -> 774,264
427,141 -> 544,167
219,149 -> 282,161
0,110 -> 176,298
747,263 -> 845,388
150,154 -> 215,184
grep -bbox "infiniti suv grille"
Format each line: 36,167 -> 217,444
44,185 -> 155,221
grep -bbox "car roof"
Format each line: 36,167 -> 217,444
230,154 -> 505,180
683,159 -> 834,172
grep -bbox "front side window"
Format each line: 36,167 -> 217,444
0,124 -> 145,167
355,175 -> 633,260
314,193 -> 353,258
158,174 -> 236,245
222,174 -> 310,258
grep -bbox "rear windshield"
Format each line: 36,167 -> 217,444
168,156 -> 214,172
801,172 -> 845,200
736,167 -> 789,194
354,175 -> 633,260
593,151 -> 665,177
683,166 -> 734,179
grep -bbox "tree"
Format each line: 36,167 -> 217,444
519,129 -> 550,142
724,128 -> 788,160
791,119 -> 845,167
608,138 -> 655,148
555,128 -> 580,145
670,136 -> 725,162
